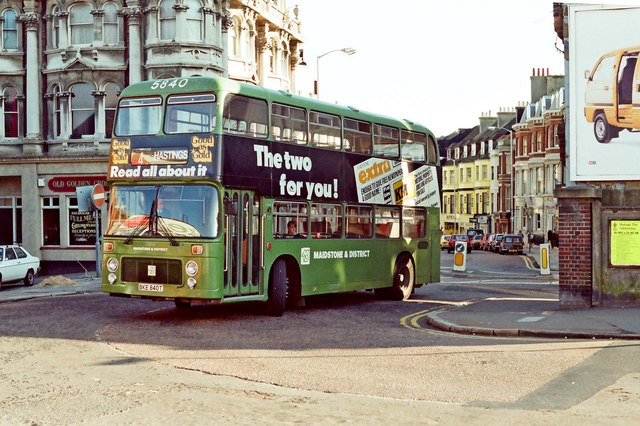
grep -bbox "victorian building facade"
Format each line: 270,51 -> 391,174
0,0 -> 303,273
439,70 -> 565,239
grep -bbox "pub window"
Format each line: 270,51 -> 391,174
310,111 -> 341,150
68,197 -> 97,246
271,103 -> 307,144
343,118 -> 372,154
223,94 -> 268,137
42,196 -> 61,246
0,197 -> 21,245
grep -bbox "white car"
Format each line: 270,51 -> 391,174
0,245 -> 40,289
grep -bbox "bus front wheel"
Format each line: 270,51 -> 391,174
265,259 -> 287,316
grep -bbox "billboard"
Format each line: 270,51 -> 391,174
569,5 -> 640,180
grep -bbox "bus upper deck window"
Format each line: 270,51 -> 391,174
400,130 -> 426,162
223,95 -> 268,138
165,93 -> 217,134
115,96 -> 162,136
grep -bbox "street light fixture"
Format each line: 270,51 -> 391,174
315,47 -> 356,99
489,126 -> 514,233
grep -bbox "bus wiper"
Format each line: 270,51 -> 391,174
157,215 -> 179,246
124,192 -> 158,245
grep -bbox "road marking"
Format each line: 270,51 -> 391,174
517,316 -> 546,323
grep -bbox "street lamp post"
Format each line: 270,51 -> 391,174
453,158 -> 458,234
489,126 -> 514,233
316,47 -> 356,99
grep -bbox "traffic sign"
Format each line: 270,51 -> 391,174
92,184 -> 106,209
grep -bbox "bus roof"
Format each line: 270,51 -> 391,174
119,76 -> 434,136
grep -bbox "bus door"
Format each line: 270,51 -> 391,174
224,190 -> 261,297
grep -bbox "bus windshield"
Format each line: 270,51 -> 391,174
106,184 -> 219,238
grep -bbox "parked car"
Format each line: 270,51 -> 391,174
480,233 -> 493,251
498,234 -> 524,255
0,245 -> 40,289
490,234 -> 504,253
447,234 -> 472,254
440,234 -> 451,251
470,234 -> 483,250
466,228 -> 484,239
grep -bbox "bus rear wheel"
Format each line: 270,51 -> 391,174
391,255 -> 415,301
265,259 -> 287,316
375,255 -> 415,301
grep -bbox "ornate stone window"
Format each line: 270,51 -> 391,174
1,9 -> 18,50
185,0 -> 203,42
51,6 -> 60,48
105,82 -> 120,138
103,2 -> 119,45
70,83 -> 95,138
3,86 -> 19,138
69,2 -> 93,46
159,0 -> 176,41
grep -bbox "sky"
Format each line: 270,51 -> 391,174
292,0 -> 638,137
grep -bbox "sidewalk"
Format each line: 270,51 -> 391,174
0,273 -> 101,303
425,298 -> 640,340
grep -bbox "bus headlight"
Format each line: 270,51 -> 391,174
108,273 -> 117,284
185,260 -> 198,277
106,257 -> 119,272
187,277 -> 197,289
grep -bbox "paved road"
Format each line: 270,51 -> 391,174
2,279 -> 639,423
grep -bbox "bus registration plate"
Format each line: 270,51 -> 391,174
138,283 -> 163,292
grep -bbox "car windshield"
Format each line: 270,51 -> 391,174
106,184 -> 219,238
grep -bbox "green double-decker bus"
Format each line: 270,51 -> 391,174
102,76 -> 440,315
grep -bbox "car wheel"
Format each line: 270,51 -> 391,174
24,269 -> 35,286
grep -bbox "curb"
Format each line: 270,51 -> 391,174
425,306 -> 640,340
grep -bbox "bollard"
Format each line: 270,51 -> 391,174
539,243 -> 550,275
453,241 -> 467,272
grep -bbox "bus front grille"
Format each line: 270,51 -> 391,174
122,258 -> 183,285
